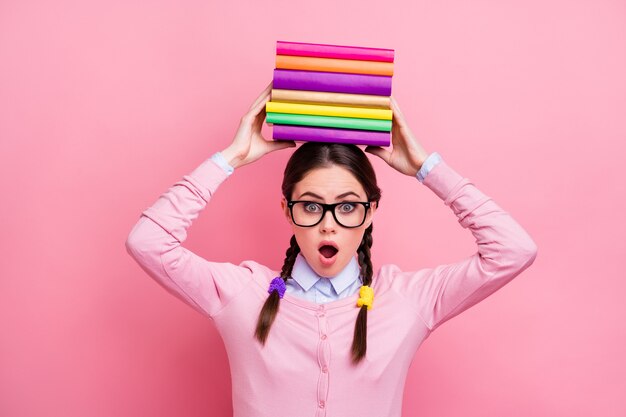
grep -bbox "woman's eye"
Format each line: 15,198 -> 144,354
304,203 -> 321,212
339,203 -> 356,213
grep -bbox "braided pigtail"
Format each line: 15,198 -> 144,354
351,223 -> 374,364
254,235 -> 300,345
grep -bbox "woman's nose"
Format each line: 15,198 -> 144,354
319,209 -> 338,232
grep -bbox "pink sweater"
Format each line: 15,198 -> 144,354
125,155 -> 537,417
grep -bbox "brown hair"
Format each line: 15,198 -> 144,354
254,142 -> 382,364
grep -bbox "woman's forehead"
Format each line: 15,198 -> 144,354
293,166 -> 366,199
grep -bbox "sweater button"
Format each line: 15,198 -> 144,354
321,334 -> 327,340
322,366 -> 328,373
318,400 -> 325,408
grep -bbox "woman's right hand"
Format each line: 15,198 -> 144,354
364,96 -> 429,177
221,81 -> 296,168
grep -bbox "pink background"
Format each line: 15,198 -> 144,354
1,0 -> 625,416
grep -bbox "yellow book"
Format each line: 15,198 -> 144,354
265,101 -> 392,120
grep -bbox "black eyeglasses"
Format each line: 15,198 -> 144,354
287,200 -> 372,228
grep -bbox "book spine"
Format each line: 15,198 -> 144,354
275,55 -> 394,76
277,40 -> 394,62
273,124 -> 390,146
273,69 -> 392,96
266,112 -> 392,131
266,101 -> 392,120
270,89 -> 391,109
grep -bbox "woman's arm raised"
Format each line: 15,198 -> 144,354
367,97 -> 538,332
125,82 -> 295,318
125,158 -> 249,318
392,157 -> 538,332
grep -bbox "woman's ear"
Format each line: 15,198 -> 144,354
365,201 -> 377,228
281,197 -> 292,223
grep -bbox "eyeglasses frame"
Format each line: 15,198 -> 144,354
286,200 -> 372,228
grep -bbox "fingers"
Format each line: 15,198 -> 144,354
390,96 -> 407,127
250,81 -> 273,111
247,90 -> 272,121
364,146 -> 392,164
270,140 -> 297,151
249,81 -> 273,115
390,95 -> 400,112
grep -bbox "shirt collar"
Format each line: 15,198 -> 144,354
291,252 -> 362,294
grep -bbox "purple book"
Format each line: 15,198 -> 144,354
273,69 -> 392,96
272,124 -> 390,146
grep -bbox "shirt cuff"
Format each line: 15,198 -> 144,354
210,152 -> 235,176
416,152 -> 442,183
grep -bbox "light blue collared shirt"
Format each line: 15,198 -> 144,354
287,253 -> 362,304
209,149 -> 443,302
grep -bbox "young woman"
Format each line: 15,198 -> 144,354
126,81 -> 538,417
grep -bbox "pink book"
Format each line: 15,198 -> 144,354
277,40 -> 394,63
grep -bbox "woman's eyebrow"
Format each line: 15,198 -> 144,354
298,191 -> 361,200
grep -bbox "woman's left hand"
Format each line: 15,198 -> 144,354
364,96 -> 430,177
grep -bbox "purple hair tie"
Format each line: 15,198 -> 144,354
268,277 -> 287,298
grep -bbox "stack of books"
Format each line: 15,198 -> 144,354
265,40 -> 394,147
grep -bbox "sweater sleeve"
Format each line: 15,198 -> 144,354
388,156 -> 538,332
125,155 -> 254,318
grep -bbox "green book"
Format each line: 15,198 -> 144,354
266,112 -> 392,132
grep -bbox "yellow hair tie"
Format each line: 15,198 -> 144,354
357,285 -> 374,310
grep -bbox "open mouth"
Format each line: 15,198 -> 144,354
318,242 -> 339,259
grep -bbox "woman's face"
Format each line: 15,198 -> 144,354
281,164 -> 377,278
